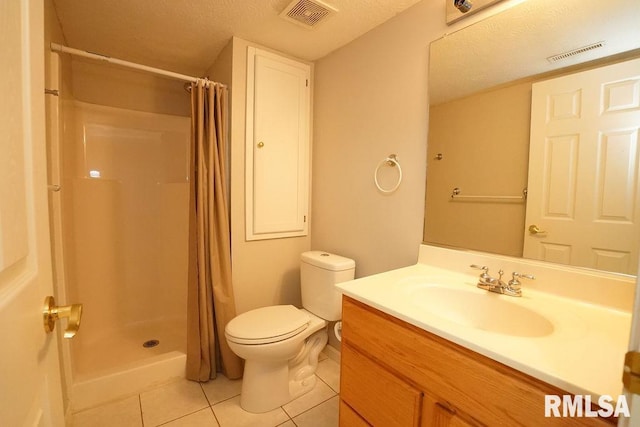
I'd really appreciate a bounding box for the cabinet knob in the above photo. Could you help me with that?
[257,141,265,148]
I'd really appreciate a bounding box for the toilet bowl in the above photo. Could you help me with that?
[226,306,328,413]
[225,251,355,413]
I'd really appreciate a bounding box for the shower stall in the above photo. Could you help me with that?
[47,51,191,410]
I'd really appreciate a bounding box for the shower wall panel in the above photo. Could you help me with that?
[62,101,190,377]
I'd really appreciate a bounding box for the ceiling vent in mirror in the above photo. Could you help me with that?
[547,41,606,63]
[280,0,338,29]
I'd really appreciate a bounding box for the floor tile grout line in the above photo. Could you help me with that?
[283,409,294,426]
[280,403,296,421]
[145,381,211,426]
[154,405,212,427]
[285,393,339,421]
[316,359,341,393]
[199,382,213,406]
[198,383,225,427]
[208,405,221,427]
[138,394,145,427]
[208,391,242,407]
[315,373,339,394]
[279,419,298,427]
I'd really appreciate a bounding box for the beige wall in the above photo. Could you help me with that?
[311,0,525,278]
[70,59,190,117]
[311,1,436,277]
[206,39,232,86]
[208,37,313,315]
[424,81,532,257]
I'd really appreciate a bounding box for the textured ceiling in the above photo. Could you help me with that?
[430,0,640,104]
[52,0,423,76]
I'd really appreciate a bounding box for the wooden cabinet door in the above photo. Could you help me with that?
[422,394,479,427]
[339,400,371,427]
[340,343,422,427]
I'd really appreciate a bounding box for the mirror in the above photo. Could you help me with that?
[424,0,640,274]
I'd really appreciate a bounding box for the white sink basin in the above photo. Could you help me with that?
[406,284,554,337]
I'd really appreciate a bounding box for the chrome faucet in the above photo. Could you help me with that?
[470,265,534,297]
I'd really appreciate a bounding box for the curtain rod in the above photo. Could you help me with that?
[50,43,226,88]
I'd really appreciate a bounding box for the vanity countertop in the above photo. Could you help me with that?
[336,245,634,401]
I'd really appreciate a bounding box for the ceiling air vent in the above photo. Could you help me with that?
[280,0,338,29]
[547,41,606,63]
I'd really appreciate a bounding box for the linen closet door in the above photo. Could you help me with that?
[245,47,311,241]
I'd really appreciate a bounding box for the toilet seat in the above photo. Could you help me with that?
[226,305,310,345]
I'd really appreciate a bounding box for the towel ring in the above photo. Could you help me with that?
[374,154,403,193]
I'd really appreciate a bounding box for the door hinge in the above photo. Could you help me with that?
[623,351,640,394]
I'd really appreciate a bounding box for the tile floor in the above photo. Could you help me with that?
[72,353,341,427]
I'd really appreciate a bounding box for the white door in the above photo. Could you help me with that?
[0,0,64,425]
[524,58,640,274]
[245,47,310,241]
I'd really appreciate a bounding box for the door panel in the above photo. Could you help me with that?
[0,0,29,271]
[543,134,578,218]
[596,129,638,221]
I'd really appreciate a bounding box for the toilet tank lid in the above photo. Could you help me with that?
[301,251,355,271]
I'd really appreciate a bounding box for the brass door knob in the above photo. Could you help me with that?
[257,141,265,148]
[528,225,547,235]
[43,296,83,339]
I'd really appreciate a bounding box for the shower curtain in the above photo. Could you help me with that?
[186,80,243,381]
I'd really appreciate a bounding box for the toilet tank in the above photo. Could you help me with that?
[300,251,355,321]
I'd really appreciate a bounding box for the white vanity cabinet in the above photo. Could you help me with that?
[245,47,311,241]
[339,296,616,427]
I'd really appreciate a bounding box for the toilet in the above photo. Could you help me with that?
[225,251,355,413]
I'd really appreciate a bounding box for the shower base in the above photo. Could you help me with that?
[71,319,186,411]
[72,351,186,411]
[73,318,185,376]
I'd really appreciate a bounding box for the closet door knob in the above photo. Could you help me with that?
[257,141,265,148]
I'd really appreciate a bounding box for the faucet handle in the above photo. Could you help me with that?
[470,264,490,279]
[508,272,535,289]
